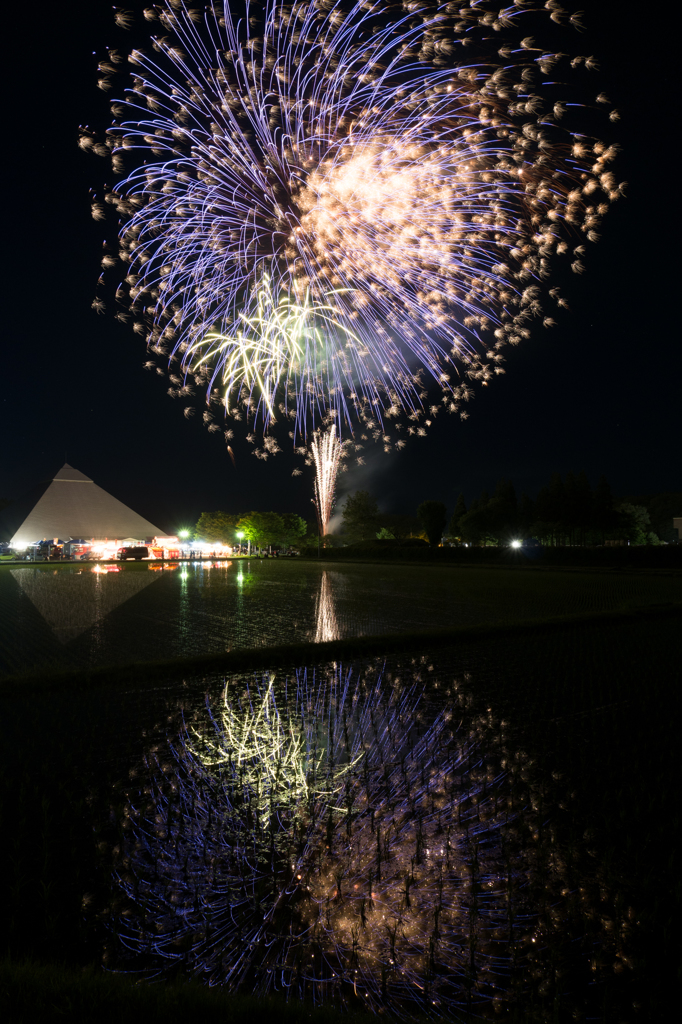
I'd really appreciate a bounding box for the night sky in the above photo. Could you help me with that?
[2,1,678,535]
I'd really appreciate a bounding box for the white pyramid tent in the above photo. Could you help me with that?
[1,464,168,546]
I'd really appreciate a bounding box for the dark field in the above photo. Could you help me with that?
[1,563,680,1022]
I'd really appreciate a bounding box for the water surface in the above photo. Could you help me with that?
[1,558,678,677]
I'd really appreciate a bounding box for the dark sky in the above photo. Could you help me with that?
[2,1,678,534]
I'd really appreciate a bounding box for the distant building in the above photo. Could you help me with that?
[674,517,682,542]
[0,464,168,549]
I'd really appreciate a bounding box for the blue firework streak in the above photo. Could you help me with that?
[86,1,621,447]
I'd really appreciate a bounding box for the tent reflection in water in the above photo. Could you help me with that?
[0,463,169,553]
[9,566,161,644]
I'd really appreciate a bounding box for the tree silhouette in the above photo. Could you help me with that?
[417,501,447,547]
[449,494,467,540]
[342,492,380,542]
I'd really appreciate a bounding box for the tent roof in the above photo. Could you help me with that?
[0,464,168,544]
[53,465,92,482]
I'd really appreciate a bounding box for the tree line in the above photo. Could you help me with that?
[193,477,679,552]
[192,501,444,550]
[193,511,308,551]
[340,492,447,546]
[339,477,680,547]
[451,475,680,546]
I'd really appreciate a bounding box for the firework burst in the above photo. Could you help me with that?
[86,1,622,459]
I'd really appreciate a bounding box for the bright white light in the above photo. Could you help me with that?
[511,540,522,548]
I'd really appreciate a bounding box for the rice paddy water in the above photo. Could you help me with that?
[0,559,678,678]
[0,560,679,1020]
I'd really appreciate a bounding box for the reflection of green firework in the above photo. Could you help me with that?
[111,665,584,1016]
[188,276,358,419]
[188,676,360,808]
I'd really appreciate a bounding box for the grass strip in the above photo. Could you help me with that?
[1,600,680,697]
[0,959,380,1024]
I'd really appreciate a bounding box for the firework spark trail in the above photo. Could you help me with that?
[110,664,546,1013]
[87,1,621,457]
[311,425,343,536]
[314,571,339,642]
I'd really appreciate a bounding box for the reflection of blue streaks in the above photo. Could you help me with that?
[112,666,543,1016]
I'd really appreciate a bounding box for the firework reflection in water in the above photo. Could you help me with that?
[313,571,339,644]
[110,663,566,1016]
